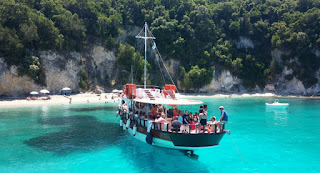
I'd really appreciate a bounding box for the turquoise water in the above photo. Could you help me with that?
[0,97,319,173]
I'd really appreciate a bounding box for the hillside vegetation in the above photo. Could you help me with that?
[1,0,320,90]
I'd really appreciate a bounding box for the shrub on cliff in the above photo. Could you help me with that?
[79,79,87,89]
[182,65,213,91]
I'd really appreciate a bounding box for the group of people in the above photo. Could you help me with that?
[170,105,228,133]
[119,101,229,133]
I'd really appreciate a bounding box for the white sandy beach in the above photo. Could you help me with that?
[177,92,277,98]
[1,92,319,109]
[0,93,120,108]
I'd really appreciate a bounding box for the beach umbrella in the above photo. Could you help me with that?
[40,89,50,94]
[112,89,119,93]
[62,87,71,91]
[30,91,39,95]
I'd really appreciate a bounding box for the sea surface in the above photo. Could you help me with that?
[0,97,319,173]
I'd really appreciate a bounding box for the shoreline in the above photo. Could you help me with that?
[177,92,320,99]
[0,93,119,109]
[0,92,319,109]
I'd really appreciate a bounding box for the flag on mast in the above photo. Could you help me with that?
[152,42,157,50]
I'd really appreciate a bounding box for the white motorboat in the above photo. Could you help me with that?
[265,99,289,107]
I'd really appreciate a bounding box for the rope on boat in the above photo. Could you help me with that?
[228,133,244,161]
[151,40,180,93]
[228,133,259,172]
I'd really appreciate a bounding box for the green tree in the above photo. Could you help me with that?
[183,65,213,91]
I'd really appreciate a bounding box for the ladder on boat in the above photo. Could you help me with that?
[144,90,155,100]
[164,90,177,100]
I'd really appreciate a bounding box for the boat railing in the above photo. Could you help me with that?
[149,122,225,134]
[121,113,225,134]
[136,118,149,128]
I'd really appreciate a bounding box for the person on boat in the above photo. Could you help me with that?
[172,109,179,121]
[199,110,207,125]
[139,112,144,119]
[188,112,193,122]
[151,104,158,119]
[178,111,183,123]
[189,118,196,131]
[155,114,168,131]
[129,108,134,119]
[157,104,164,112]
[131,111,138,125]
[182,110,189,124]
[219,106,228,124]
[193,112,199,123]
[156,114,167,123]
[208,116,219,133]
[209,116,218,124]
[142,112,147,120]
[167,109,173,118]
[182,110,190,132]
[203,105,208,115]
[199,105,203,113]
[199,110,207,132]
[218,106,228,132]
[171,117,182,132]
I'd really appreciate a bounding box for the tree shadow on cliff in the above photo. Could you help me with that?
[24,115,125,155]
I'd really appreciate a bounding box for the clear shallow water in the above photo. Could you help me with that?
[0,98,319,173]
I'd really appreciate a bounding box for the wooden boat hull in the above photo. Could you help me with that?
[126,124,225,150]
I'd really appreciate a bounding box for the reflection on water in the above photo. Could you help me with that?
[24,113,210,172]
[118,133,210,173]
[25,115,125,155]
[265,107,288,126]
[1,99,319,173]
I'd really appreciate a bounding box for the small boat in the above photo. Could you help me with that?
[265,99,289,107]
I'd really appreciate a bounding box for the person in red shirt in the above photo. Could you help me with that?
[190,119,195,131]
[172,109,180,121]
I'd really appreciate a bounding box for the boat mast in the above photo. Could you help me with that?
[144,23,147,89]
[135,22,155,89]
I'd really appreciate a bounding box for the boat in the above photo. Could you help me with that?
[116,23,228,155]
[265,99,289,107]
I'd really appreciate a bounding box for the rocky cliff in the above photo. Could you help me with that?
[1,36,320,96]
[197,37,320,96]
[0,45,116,96]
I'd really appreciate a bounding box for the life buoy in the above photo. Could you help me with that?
[126,119,131,129]
[147,121,153,133]
[146,132,153,145]
[133,125,137,136]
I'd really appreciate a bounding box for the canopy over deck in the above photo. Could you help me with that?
[133,98,203,106]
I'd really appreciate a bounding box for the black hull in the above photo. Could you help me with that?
[169,133,225,147]
[135,125,225,148]
[122,117,226,148]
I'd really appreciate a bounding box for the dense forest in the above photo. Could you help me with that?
[1,0,320,91]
